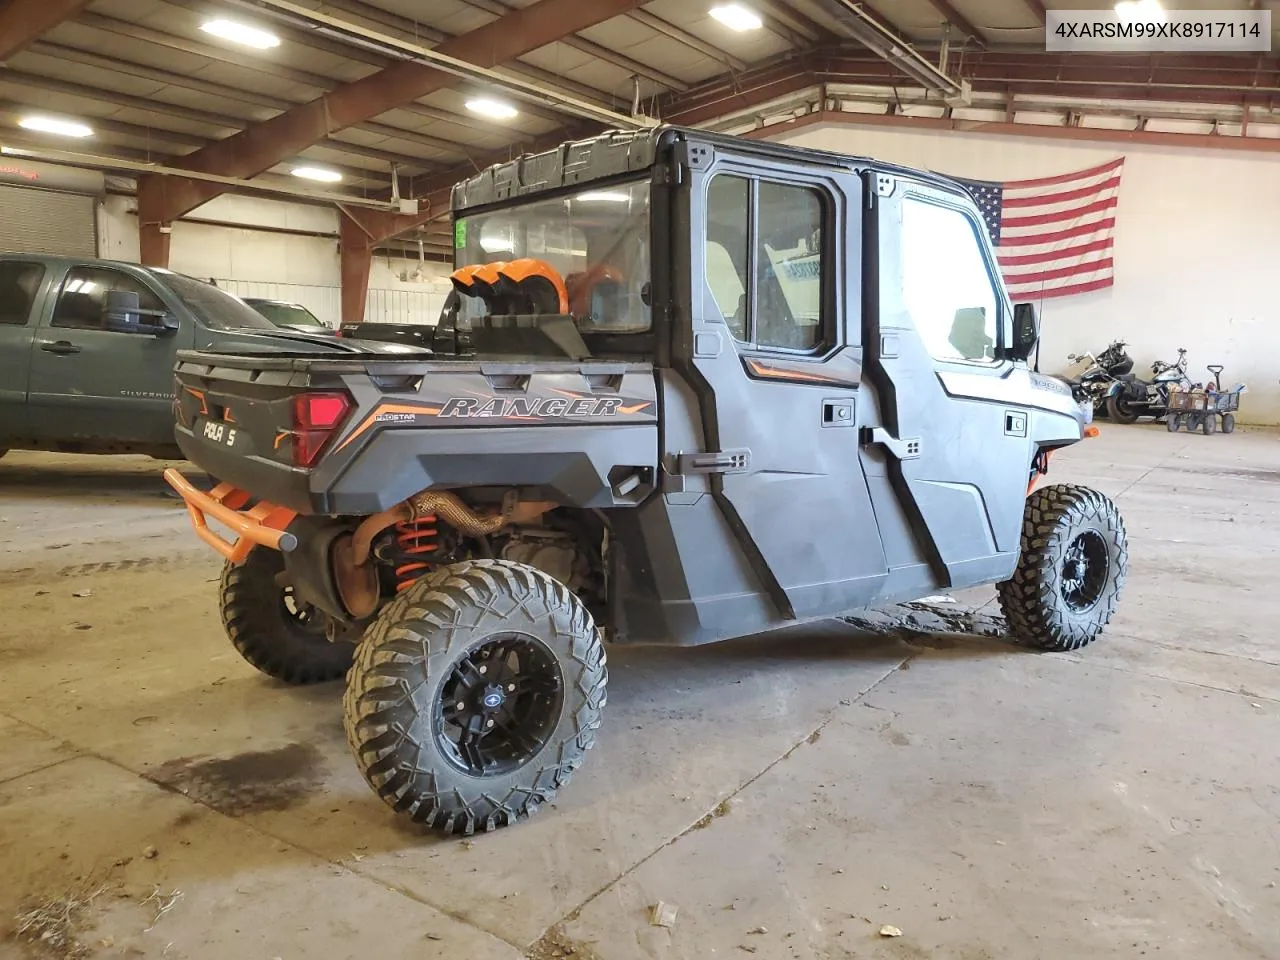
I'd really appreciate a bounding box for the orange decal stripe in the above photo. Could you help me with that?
[332,402,442,453]
[747,359,848,386]
[185,387,209,416]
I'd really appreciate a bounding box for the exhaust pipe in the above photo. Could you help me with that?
[332,491,561,617]
[349,491,556,567]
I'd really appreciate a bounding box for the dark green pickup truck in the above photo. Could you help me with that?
[0,255,358,459]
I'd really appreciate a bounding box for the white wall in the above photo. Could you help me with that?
[97,194,452,327]
[776,123,1280,424]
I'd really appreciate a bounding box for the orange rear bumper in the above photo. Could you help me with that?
[162,468,298,564]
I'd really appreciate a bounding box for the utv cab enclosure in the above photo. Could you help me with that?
[166,126,1127,835]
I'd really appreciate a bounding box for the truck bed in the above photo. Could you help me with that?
[172,347,660,516]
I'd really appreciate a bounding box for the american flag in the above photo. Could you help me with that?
[949,158,1124,300]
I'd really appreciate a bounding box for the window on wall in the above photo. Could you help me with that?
[705,174,827,353]
[0,261,44,326]
[900,197,1001,364]
[51,267,165,330]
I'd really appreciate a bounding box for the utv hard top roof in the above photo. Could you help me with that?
[450,124,969,215]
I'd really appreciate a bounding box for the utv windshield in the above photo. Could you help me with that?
[453,179,651,334]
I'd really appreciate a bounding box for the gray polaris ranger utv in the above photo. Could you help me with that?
[164,126,1127,835]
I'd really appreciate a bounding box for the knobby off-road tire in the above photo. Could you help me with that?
[1105,394,1140,424]
[343,560,607,835]
[220,548,354,684]
[998,483,1128,652]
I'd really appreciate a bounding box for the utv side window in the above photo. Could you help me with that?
[705,174,827,353]
[705,176,749,340]
[900,197,1001,364]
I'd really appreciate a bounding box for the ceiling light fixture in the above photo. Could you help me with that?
[1114,0,1165,25]
[709,4,763,31]
[200,18,281,49]
[465,98,519,120]
[291,166,343,183]
[18,115,93,138]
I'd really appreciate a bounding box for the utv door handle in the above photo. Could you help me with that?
[860,426,921,460]
[39,340,81,355]
[674,449,751,475]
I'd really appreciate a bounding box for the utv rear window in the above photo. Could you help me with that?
[454,179,652,334]
[705,174,827,353]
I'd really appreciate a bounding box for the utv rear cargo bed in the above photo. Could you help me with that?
[172,349,660,516]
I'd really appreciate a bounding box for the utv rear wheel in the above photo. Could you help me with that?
[1105,394,1139,424]
[343,560,606,835]
[998,484,1128,652]
[220,548,354,684]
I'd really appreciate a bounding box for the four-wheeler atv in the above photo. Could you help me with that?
[165,126,1128,835]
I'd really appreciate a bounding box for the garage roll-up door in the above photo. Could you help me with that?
[0,184,98,258]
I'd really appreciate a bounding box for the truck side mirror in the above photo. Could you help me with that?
[103,289,177,336]
[1008,302,1039,362]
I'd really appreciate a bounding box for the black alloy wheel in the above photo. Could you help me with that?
[435,633,564,777]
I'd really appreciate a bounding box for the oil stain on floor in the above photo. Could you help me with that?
[144,742,326,816]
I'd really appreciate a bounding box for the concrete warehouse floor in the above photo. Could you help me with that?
[0,425,1277,960]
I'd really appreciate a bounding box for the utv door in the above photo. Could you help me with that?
[858,170,1034,593]
[681,151,888,621]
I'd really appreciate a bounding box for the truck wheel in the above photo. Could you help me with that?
[1202,415,1216,436]
[1105,394,1139,424]
[997,484,1128,652]
[220,549,354,684]
[343,560,606,835]
[1165,414,1179,432]
[1222,413,1236,434]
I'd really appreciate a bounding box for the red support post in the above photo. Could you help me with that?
[338,205,439,326]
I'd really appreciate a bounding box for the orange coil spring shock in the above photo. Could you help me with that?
[393,514,439,591]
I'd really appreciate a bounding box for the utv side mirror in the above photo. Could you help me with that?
[103,289,177,336]
[1008,302,1039,362]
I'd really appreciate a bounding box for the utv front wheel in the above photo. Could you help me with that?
[998,484,1128,652]
[343,560,606,834]
[220,548,354,684]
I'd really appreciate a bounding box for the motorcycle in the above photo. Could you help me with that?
[1065,340,1134,412]
[1104,347,1192,423]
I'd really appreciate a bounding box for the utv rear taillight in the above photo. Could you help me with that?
[290,392,352,467]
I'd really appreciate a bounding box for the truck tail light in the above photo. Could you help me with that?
[290,392,352,467]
